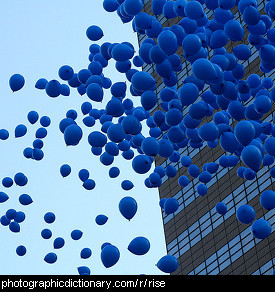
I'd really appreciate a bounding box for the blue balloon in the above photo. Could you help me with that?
[101,244,120,268]
[41,228,52,239]
[197,184,208,196]
[251,219,272,239]
[157,255,179,273]
[44,212,55,224]
[16,245,26,256]
[95,214,108,225]
[164,197,179,214]
[78,169,89,182]
[9,74,25,92]
[264,137,275,156]
[44,252,57,264]
[35,78,48,89]
[233,44,251,61]
[236,204,255,224]
[45,80,62,98]
[260,190,275,211]
[9,221,20,233]
[53,237,65,249]
[254,95,272,114]
[121,180,134,191]
[109,166,120,178]
[198,123,219,142]
[0,192,9,203]
[132,154,152,174]
[131,71,156,92]
[71,229,83,240]
[86,83,104,102]
[86,25,104,41]
[80,248,92,259]
[158,30,178,56]
[64,124,83,146]
[14,211,25,223]
[19,194,33,206]
[220,132,239,154]
[59,118,76,134]
[27,111,39,124]
[241,145,262,172]
[216,202,227,215]
[119,196,137,220]
[178,83,199,106]
[178,175,189,187]
[2,177,13,188]
[188,164,200,178]
[60,164,71,177]
[128,236,150,255]
[14,172,27,186]
[35,127,47,139]
[83,179,96,190]
[15,124,27,138]
[224,19,244,41]
[78,266,91,275]
[6,208,17,219]
[58,65,74,81]
[234,120,255,146]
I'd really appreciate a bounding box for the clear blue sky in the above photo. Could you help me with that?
[0,0,167,275]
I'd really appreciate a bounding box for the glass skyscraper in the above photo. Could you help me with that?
[138,0,275,275]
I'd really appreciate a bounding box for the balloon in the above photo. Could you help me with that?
[157,30,178,56]
[14,172,27,186]
[35,78,48,89]
[86,25,104,41]
[241,145,262,172]
[107,123,125,143]
[0,192,9,203]
[119,196,137,220]
[220,132,239,154]
[164,197,179,214]
[9,74,25,92]
[178,83,199,106]
[227,101,245,121]
[157,255,179,273]
[9,221,20,233]
[134,12,152,30]
[260,190,275,211]
[44,212,55,224]
[111,44,134,62]
[53,237,65,249]
[2,177,13,188]
[151,0,167,15]
[6,209,17,219]
[254,95,272,114]
[78,169,89,182]
[264,137,275,156]
[86,83,104,102]
[80,248,92,259]
[197,184,208,196]
[140,137,160,157]
[236,204,255,224]
[128,236,150,255]
[182,34,202,57]
[216,202,227,215]
[109,166,120,178]
[44,252,57,264]
[59,118,76,134]
[83,179,96,190]
[71,229,83,240]
[27,111,39,124]
[132,154,152,174]
[121,180,134,191]
[58,65,74,81]
[19,194,33,206]
[64,124,83,146]
[234,121,255,146]
[15,124,27,138]
[14,211,25,223]
[224,19,244,41]
[35,127,47,139]
[101,245,120,268]
[41,228,52,239]
[45,80,62,98]
[95,214,108,225]
[192,58,219,82]
[131,71,156,92]
[16,245,26,256]
[188,164,200,178]
[198,123,219,142]
[251,219,272,240]
[78,266,91,275]
[181,156,192,167]
[60,164,71,178]
[233,44,251,60]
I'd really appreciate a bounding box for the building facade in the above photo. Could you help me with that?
[138,0,275,275]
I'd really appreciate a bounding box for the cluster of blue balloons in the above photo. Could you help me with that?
[5,0,275,275]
